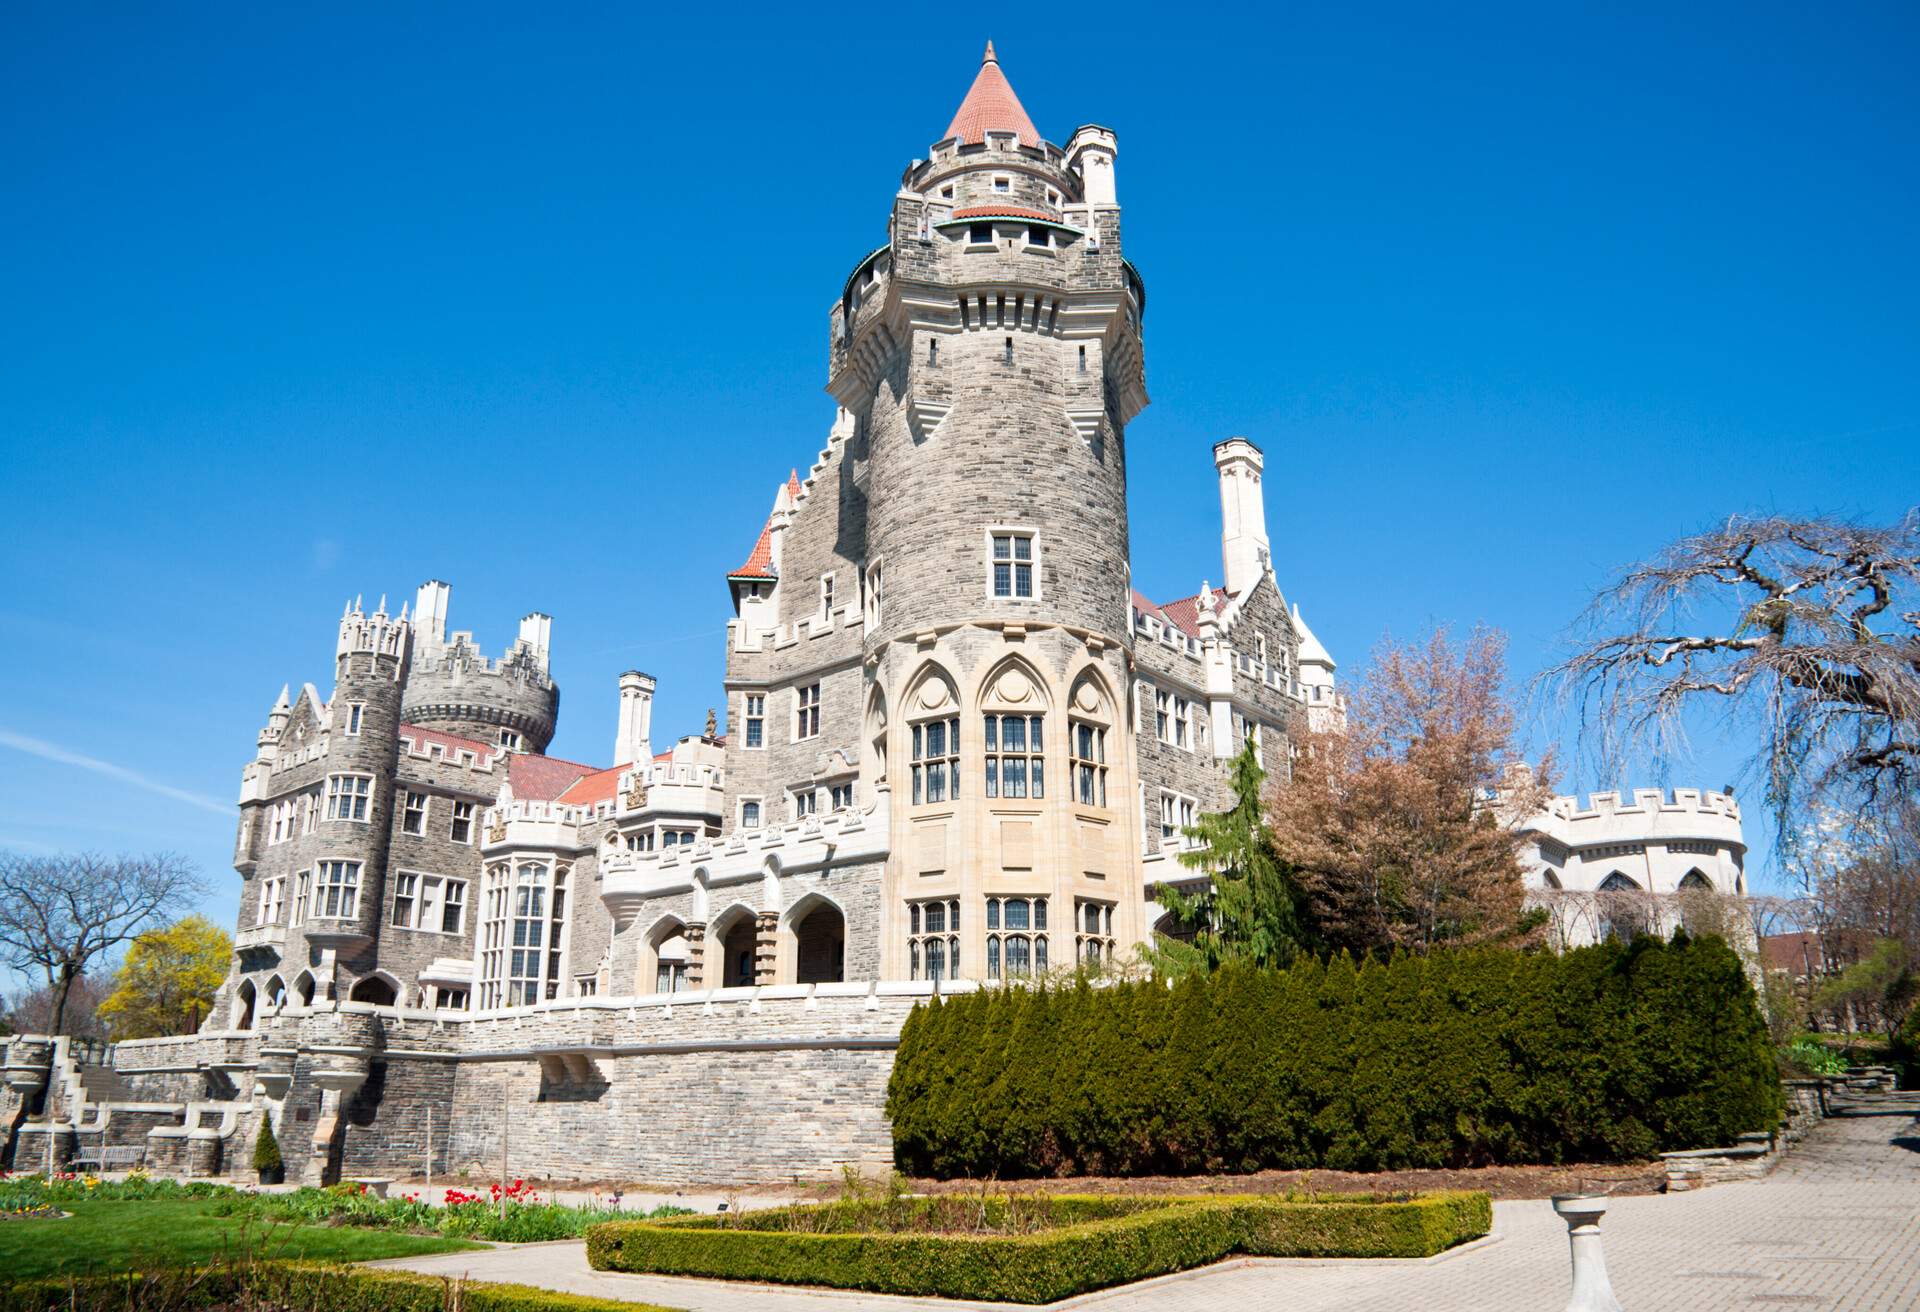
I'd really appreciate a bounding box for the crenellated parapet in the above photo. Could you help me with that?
[401,581,559,753]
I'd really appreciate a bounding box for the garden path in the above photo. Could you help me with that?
[367,1089,1920,1310]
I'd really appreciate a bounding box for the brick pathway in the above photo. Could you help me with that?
[369,1090,1920,1310]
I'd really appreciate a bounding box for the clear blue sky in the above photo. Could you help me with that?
[3,4,1916,950]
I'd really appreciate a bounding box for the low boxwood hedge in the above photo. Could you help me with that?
[586,1191,1490,1303]
[0,1262,680,1312]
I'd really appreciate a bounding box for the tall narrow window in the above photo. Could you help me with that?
[392,872,418,928]
[820,574,835,620]
[744,693,766,748]
[1174,697,1192,749]
[257,876,284,927]
[292,870,310,925]
[344,703,363,736]
[402,791,427,835]
[1003,335,1013,362]
[830,783,855,810]
[1160,790,1197,849]
[740,799,761,829]
[1154,688,1172,742]
[912,715,960,806]
[1076,899,1116,965]
[449,801,474,844]
[1072,720,1109,807]
[984,713,1044,799]
[865,564,883,627]
[484,862,568,1008]
[794,789,817,820]
[990,532,1035,598]
[928,338,938,365]
[439,878,467,934]
[794,684,821,740]
[1078,344,1087,373]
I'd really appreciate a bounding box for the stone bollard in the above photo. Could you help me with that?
[1552,1195,1625,1312]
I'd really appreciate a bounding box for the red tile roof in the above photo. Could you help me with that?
[397,723,499,764]
[943,42,1041,148]
[555,763,625,809]
[731,471,800,580]
[951,206,1054,223]
[509,753,599,802]
[1760,932,1824,977]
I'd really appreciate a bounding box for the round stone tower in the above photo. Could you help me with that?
[399,580,560,753]
[310,597,410,953]
[833,45,1151,982]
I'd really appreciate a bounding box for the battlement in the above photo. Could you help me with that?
[401,581,559,752]
[335,596,410,663]
[1544,786,1742,824]
[1525,785,1746,855]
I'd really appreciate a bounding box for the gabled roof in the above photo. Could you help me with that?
[508,753,599,802]
[555,763,625,809]
[943,41,1041,148]
[731,471,801,581]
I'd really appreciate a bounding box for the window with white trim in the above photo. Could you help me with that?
[739,798,762,829]
[498,728,522,750]
[300,792,317,835]
[864,563,883,628]
[1076,898,1116,965]
[819,573,835,621]
[911,714,960,806]
[325,773,372,822]
[344,702,364,736]
[257,876,284,927]
[1174,696,1192,749]
[990,531,1035,598]
[478,861,569,1009]
[1154,688,1172,742]
[744,694,766,749]
[575,975,598,997]
[401,791,427,835]
[392,872,418,927]
[391,873,466,934]
[908,897,960,983]
[984,713,1044,799]
[449,801,474,844]
[794,683,821,740]
[986,896,1048,979]
[830,783,854,811]
[314,860,361,919]
[992,174,1011,192]
[793,789,817,821]
[433,987,468,1010]
[1159,790,1198,849]
[292,870,310,925]
[1026,224,1050,249]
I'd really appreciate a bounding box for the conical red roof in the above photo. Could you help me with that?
[943,41,1041,147]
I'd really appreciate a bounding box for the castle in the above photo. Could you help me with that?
[0,47,1348,1185]
[221,43,1339,1025]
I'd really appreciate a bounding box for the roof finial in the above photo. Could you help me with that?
[983,39,997,64]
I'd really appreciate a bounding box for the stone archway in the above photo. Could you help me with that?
[710,907,760,989]
[793,902,846,984]
[348,974,398,1006]
[232,978,257,1030]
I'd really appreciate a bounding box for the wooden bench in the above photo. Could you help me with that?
[71,1145,145,1172]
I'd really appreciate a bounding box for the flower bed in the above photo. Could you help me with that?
[587,1190,1491,1303]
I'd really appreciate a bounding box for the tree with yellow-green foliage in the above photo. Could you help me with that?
[98,915,231,1039]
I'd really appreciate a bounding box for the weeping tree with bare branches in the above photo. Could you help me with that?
[1546,512,1920,860]
[0,852,207,1037]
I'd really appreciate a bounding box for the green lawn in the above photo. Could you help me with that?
[0,1198,481,1281]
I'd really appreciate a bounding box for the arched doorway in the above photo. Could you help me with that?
[793,903,846,984]
[349,974,397,1006]
[712,909,759,989]
[294,971,316,1006]
[643,917,690,994]
[232,978,256,1031]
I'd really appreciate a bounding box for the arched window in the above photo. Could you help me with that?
[1597,872,1649,942]
[644,917,691,995]
[293,971,316,1006]
[985,896,1049,979]
[1068,676,1113,809]
[232,979,256,1031]
[264,975,286,1009]
[905,670,960,808]
[1678,869,1712,891]
[908,897,959,983]
[981,662,1047,800]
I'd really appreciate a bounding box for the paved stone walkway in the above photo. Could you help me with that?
[369,1090,1920,1310]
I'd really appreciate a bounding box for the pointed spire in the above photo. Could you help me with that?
[943,41,1041,147]
[273,684,292,711]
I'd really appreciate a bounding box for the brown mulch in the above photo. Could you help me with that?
[906,1160,1664,1202]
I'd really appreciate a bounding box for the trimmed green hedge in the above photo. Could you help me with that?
[587,1191,1490,1303]
[890,935,1782,1177]
[0,1262,679,1312]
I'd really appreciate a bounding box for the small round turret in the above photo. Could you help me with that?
[399,582,559,752]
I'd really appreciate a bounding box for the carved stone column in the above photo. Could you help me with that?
[755,911,780,985]
[683,921,707,989]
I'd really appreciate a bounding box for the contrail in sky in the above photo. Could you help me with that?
[0,729,231,815]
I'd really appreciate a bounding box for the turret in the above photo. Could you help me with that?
[399,581,560,753]
[613,671,657,767]
[1215,437,1270,598]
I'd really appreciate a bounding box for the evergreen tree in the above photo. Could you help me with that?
[1149,737,1312,977]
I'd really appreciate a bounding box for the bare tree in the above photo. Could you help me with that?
[1545,513,1920,856]
[4,974,111,1041]
[1272,627,1554,953]
[0,852,207,1037]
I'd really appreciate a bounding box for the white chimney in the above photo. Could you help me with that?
[414,580,450,652]
[1215,437,1270,597]
[614,671,656,767]
[517,613,552,670]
